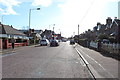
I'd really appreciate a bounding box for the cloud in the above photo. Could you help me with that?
[0,8,4,12]
[17,0,33,2]
[0,0,21,15]
[32,0,52,7]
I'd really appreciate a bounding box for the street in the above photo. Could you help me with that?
[2,42,92,78]
[2,41,119,79]
[0,0,119,79]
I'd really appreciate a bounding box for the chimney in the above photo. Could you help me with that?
[11,25,13,28]
[114,17,118,21]
[32,29,34,32]
[115,17,117,19]
[97,22,101,26]
[106,17,112,25]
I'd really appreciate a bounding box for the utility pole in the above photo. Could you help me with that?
[78,24,79,43]
[118,23,120,44]
[73,32,75,37]
[49,25,51,30]
[52,24,55,40]
[78,24,79,35]
[53,27,54,32]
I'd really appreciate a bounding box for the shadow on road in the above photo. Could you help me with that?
[34,45,41,47]
[99,51,120,61]
[79,44,120,61]
[89,47,120,61]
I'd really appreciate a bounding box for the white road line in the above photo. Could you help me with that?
[75,48,89,65]
[75,48,103,78]
[1,48,26,57]
[2,52,18,57]
[78,47,106,71]
[2,46,46,58]
[80,59,86,66]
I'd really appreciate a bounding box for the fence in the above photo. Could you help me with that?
[90,41,120,54]
[7,43,28,48]
[101,43,120,54]
[90,41,98,49]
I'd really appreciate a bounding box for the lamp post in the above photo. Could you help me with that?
[0,15,4,24]
[78,24,79,43]
[28,8,40,45]
[1,15,3,23]
[28,8,40,30]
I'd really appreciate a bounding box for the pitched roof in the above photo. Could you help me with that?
[114,19,120,26]
[0,24,25,36]
[109,19,120,28]
[0,24,6,34]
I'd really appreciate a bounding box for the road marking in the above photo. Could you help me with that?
[2,52,18,57]
[75,48,103,78]
[76,61,79,63]
[1,46,48,58]
[1,47,27,57]
[75,48,89,65]
[76,46,115,78]
[78,47,106,69]
[80,59,86,66]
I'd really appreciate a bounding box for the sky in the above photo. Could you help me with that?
[0,0,119,37]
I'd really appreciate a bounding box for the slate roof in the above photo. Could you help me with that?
[114,19,120,26]
[0,24,25,36]
[0,24,6,34]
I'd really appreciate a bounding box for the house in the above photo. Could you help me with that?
[78,17,120,42]
[41,29,53,40]
[54,34,61,40]
[109,18,120,43]
[0,22,29,49]
[19,29,43,44]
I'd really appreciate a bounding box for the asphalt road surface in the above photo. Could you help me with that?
[2,42,93,78]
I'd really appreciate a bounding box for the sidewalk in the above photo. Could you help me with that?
[75,44,119,78]
[0,44,38,55]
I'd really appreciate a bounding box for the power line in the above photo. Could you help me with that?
[79,0,95,25]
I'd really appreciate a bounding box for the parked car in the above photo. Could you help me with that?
[70,39,75,45]
[102,39,110,44]
[50,40,59,47]
[39,39,49,46]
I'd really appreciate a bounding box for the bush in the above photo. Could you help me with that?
[109,37,117,43]
[98,34,108,40]
[78,39,87,47]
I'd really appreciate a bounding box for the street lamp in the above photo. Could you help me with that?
[0,15,4,24]
[1,15,3,23]
[29,8,40,30]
